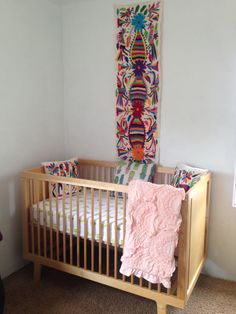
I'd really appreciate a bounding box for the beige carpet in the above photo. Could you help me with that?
[3,264,236,314]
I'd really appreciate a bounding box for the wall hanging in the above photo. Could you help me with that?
[116,1,161,163]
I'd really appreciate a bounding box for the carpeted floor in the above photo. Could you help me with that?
[3,264,236,314]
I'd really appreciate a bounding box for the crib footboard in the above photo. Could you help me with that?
[21,161,211,314]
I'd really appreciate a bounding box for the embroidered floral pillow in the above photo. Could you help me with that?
[172,164,208,192]
[42,158,79,197]
[113,160,156,186]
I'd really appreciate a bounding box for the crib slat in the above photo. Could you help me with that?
[148,282,152,290]
[69,186,73,265]
[84,166,87,180]
[49,183,53,260]
[92,165,95,180]
[80,166,84,179]
[42,181,47,258]
[131,274,134,285]
[76,187,80,267]
[84,187,87,270]
[99,167,102,181]
[99,189,102,274]
[36,181,40,255]
[122,193,126,281]
[158,283,161,292]
[106,191,110,276]
[114,192,118,279]
[139,277,143,287]
[153,172,158,184]
[62,184,66,263]
[56,183,59,261]
[30,180,35,255]
[91,188,95,272]
[110,167,113,183]
[104,167,107,182]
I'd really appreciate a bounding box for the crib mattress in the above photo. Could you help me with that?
[32,190,125,246]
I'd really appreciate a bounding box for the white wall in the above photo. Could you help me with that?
[0,0,64,278]
[62,0,236,281]
[63,0,117,160]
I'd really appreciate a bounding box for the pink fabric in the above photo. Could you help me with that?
[120,180,185,288]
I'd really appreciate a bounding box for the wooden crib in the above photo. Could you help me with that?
[21,159,211,314]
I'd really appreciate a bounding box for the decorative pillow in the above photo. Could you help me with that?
[113,160,156,186]
[171,164,208,192]
[42,157,79,197]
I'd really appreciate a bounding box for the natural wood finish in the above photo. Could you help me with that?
[69,187,73,265]
[26,254,184,309]
[131,274,134,285]
[106,191,110,276]
[29,180,35,255]
[42,181,47,258]
[91,188,95,272]
[49,185,53,260]
[62,184,66,263]
[187,257,205,301]
[177,198,191,300]
[21,159,211,314]
[114,192,118,279]
[98,189,102,274]
[55,183,59,261]
[139,277,143,287]
[36,183,40,256]
[169,277,178,296]
[76,188,80,267]
[84,187,87,270]
[122,193,126,281]
[188,190,206,288]
[157,303,167,314]
[204,177,211,258]
[33,262,42,283]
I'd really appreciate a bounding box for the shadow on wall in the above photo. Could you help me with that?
[0,175,25,278]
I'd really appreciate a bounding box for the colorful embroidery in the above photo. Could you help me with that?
[172,164,208,192]
[172,169,199,192]
[116,1,161,162]
[43,159,79,197]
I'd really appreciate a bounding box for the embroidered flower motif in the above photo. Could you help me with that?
[133,60,146,77]
[132,103,144,117]
[132,13,146,32]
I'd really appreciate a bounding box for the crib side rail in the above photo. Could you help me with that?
[21,171,128,193]
[177,172,211,302]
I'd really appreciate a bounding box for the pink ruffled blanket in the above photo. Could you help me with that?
[120,180,185,288]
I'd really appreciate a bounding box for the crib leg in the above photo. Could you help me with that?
[33,262,42,283]
[156,302,167,314]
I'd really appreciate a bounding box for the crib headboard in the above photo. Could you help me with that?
[24,160,175,203]
[77,159,175,185]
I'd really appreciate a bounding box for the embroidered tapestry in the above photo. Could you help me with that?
[116,1,161,162]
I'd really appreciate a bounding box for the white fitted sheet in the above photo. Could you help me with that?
[32,190,125,246]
